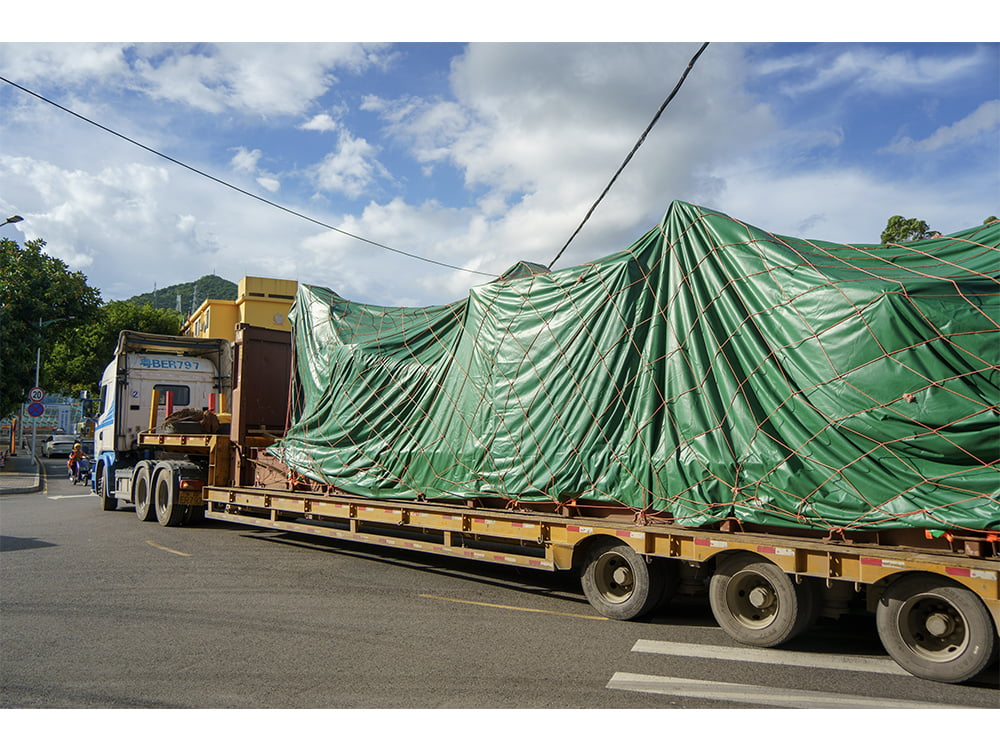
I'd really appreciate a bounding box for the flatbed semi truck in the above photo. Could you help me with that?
[93,203,999,685]
[97,323,1000,685]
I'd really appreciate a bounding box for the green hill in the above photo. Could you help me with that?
[129,274,237,315]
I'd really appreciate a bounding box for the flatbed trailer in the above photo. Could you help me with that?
[195,474,999,685]
[116,325,999,685]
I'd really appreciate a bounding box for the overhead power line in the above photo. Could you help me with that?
[0,75,494,277]
[548,42,710,269]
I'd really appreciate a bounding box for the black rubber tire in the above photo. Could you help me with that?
[183,504,205,525]
[709,552,819,647]
[154,468,185,527]
[876,573,998,684]
[652,557,682,612]
[580,539,667,620]
[98,465,117,511]
[133,462,156,522]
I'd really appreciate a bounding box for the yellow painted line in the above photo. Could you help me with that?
[146,540,191,557]
[420,594,607,621]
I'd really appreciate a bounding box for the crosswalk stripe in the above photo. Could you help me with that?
[607,672,960,709]
[632,639,910,676]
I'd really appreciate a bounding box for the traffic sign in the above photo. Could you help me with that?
[29,387,45,402]
[27,402,45,418]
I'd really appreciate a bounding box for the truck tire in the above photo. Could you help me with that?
[98,464,117,512]
[580,539,667,620]
[154,467,185,527]
[132,462,156,522]
[709,552,819,647]
[876,573,998,683]
[183,504,206,525]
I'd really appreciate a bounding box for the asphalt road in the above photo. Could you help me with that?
[2,458,997,712]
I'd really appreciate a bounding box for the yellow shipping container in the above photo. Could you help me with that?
[182,276,297,341]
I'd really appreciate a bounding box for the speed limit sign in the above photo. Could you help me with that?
[28,387,45,402]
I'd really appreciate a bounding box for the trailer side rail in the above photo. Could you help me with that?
[204,485,1000,626]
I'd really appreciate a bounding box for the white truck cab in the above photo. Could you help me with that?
[93,331,231,506]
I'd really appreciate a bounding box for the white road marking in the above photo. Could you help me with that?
[606,672,963,709]
[632,639,910,676]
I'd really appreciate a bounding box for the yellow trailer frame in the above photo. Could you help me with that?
[202,484,1000,630]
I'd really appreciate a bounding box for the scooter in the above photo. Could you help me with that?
[70,457,91,485]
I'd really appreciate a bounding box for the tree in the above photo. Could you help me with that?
[45,300,184,397]
[0,238,102,419]
[880,216,937,245]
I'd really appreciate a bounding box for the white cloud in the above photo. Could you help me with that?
[132,44,391,116]
[2,41,996,313]
[1,42,391,117]
[0,43,129,85]
[758,45,993,97]
[710,158,998,242]
[299,114,341,132]
[312,131,388,199]
[230,147,262,173]
[365,43,778,269]
[884,100,1000,154]
[256,176,281,193]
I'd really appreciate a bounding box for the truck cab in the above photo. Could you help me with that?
[93,331,231,507]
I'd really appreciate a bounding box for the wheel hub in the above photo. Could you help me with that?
[923,612,955,639]
[900,595,968,662]
[747,585,774,610]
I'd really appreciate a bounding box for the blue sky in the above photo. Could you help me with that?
[1,20,997,309]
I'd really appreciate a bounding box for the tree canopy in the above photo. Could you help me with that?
[45,300,183,398]
[880,214,997,244]
[1,238,102,419]
[880,216,936,244]
[1,238,184,419]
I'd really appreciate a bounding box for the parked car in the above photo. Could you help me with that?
[43,436,92,458]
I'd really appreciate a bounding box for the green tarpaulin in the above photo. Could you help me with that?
[271,201,1000,532]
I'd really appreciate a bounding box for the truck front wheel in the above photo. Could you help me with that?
[876,573,998,683]
[580,539,668,620]
[709,552,819,647]
[98,464,116,512]
[154,468,185,527]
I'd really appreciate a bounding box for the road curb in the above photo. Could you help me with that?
[0,454,42,495]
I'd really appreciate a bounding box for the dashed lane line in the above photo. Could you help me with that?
[146,540,191,557]
[420,593,608,620]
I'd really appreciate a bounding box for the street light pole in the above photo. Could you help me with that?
[1,214,24,228]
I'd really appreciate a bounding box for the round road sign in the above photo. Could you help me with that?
[29,387,45,402]
[27,402,45,418]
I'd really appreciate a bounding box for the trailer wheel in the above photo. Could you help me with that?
[132,462,156,522]
[709,552,818,647]
[154,468,185,527]
[98,464,116,512]
[580,539,667,620]
[876,573,998,683]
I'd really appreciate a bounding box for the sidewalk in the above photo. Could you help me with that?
[0,450,42,495]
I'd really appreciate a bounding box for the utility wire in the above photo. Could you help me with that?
[0,75,494,277]
[548,42,710,269]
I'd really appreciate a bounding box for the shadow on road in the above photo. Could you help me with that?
[0,535,58,552]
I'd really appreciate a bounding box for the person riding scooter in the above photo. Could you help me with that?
[67,442,89,483]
